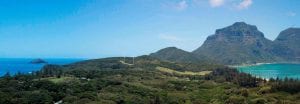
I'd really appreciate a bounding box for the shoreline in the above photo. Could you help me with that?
[231,62,300,80]
[228,62,300,68]
[228,62,274,68]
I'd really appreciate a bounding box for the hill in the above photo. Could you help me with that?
[149,47,197,63]
[61,55,223,72]
[149,47,213,63]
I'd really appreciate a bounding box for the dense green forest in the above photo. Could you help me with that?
[1,56,300,104]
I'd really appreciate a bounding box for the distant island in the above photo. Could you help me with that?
[29,58,47,64]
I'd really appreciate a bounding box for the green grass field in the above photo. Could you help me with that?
[156,66,212,76]
[42,77,77,83]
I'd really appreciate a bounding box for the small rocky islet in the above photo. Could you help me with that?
[29,58,47,64]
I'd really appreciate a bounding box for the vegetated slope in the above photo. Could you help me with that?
[193,22,280,65]
[61,55,223,72]
[149,47,199,63]
[62,57,132,71]
[149,47,214,64]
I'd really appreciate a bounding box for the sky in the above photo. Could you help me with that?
[0,0,299,58]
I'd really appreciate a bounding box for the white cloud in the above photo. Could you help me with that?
[237,0,252,10]
[287,12,296,17]
[209,0,225,7]
[162,0,188,11]
[176,0,188,11]
[159,34,183,42]
[191,0,254,10]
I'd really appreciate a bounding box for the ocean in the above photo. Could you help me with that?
[238,63,300,79]
[0,58,83,76]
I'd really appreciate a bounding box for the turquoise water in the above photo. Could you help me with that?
[0,58,83,76]
[238,63,300,79]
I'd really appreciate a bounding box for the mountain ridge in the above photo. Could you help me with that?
[271,28,300,61]
[150,22,300,65]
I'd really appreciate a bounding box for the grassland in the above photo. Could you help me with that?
[156,66,212,76]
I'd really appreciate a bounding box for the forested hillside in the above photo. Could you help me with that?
[0,56,299,104]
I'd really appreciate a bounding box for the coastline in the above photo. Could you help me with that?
[228,62,300,68]
[231,62,300,80]
[228,62,274,68]
[0,58,83,76]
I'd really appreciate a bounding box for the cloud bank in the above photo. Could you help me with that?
[237,0,253,10]
[163,0,254,11]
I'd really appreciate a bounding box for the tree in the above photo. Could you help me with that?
[0,91,12,104]
[27,91,53,104]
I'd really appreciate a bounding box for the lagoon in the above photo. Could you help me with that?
[238,63,300,79]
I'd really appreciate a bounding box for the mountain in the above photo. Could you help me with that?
[271,28,300,61]
[149,22,299,65]
[193,22,279,65]
[149,47,215,64]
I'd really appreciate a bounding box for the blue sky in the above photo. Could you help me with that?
[0,0,299,58]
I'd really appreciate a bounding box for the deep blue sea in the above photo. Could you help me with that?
[0,58,83,76]
[238,63,300,79]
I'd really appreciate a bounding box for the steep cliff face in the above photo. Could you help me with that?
[272,28,300,61]
[193,22,278,65]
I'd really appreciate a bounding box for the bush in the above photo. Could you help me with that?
[63,95,78,103]
[225,95,246,104]
[0,91,12,104]
[250,98,267,104]
[27,91,53,104]
[240,88,249,97]
[258,87,271,94]
[79,92,97,101]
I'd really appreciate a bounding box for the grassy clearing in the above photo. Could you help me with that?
[156,66,212,76]
[42,77,76,83]
[120,60,133,66]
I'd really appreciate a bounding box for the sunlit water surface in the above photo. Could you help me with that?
[238,63,300,79]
